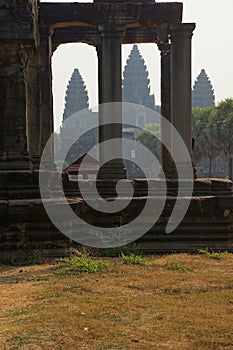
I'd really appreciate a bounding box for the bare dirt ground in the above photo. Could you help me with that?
[0,253,233,350]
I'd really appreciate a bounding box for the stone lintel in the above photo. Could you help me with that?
[39,2,182,27]
[52,27,100,48]
[122,26,158,44]
[52,25,158,48]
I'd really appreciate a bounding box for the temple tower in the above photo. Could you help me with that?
[192,69,215,109]
[60,69,96,165]
[63,68,89,121]
[122,45,156,110]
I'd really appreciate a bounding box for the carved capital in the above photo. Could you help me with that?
[169,23,196,40]
[157,26,168,43]
[158,42,171,56]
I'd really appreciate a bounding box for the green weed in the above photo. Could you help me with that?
[198,248,227,260]
[168,260,191,272]
[54,256,109,276]
[121,253,146,265]
[103,243,142,258]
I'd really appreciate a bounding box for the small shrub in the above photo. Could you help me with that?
[103,243,142,258]
[103,245,130,258]
[121,253,146,265]
[54,256,109,276]
[198,248,227,260]
[168,260,191,272]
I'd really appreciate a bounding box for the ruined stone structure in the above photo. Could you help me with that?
[192,69,215,109]
[0,0,233,255]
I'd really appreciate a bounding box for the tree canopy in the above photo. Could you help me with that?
[192,98,233,178]
[136,122,160,161]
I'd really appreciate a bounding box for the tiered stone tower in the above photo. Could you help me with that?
[122,45,155,110]
[59,69,97,165]
[63,68,89,120]
[192,69,215,109]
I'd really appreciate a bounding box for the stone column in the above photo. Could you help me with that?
[0,44,31,171]
[158,42,172,174]
[169,23,195,155]
[38,25,55,170]
[96,44,103,105]
[25,47,41,169]
[97,23,126,180]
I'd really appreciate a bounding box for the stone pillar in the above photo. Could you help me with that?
[169,23,195,155]
[0,43,31,171]
[96,44,103,105]
[25,48,41,169]
[97,23,126,180]
[158,42,172,174]
[38,25,55,170]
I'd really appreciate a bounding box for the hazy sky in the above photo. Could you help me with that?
[41,0,233,130]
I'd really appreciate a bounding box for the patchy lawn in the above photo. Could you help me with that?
[0,253,233,350]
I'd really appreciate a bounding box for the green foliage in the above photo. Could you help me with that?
[1,248,44,266]
[55,160,69,171]
[214,99,233,156]
[103,243,142,258]
[54,256,109,276]
[121,253,146,265]
[211,99,233,178]
[192,99,233,178]
[103,245,131,258]
[198,248,227,260]
[192,107,220,176]
[168,260,191,272]
[136,122,161,160]
[146,122,160,135]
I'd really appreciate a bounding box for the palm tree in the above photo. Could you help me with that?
[192,107,220,177]
[211,99,233,179]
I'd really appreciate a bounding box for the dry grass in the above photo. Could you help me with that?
[0,253,233,350]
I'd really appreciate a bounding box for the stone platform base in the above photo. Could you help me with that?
[0,178,233,257]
